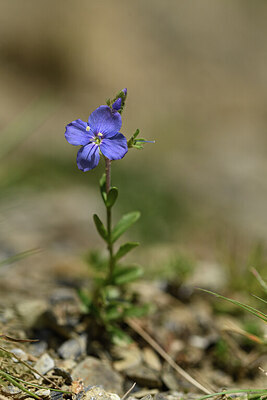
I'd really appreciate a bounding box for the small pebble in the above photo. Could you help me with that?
[34,353,55,377]
[143,347,162,372]
[35,388,51,398]
[58,334,87,360]
[10,347,28,362]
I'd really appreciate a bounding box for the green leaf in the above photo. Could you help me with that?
[84,250,107,271]
[199,289,267,323]
[105,305,123,321]
[0,248,40,267]
[111,211,140,243]
[115,242,139,260]
[106,187,118,208]
[127,129,140,148]
[93,214,108,242]
[108,325,133,345]
[133,128,140,139]
[102,286,120,300]
[123,304,150,318]
[99,173,107,204]
[112,265,143,285]
[76,288,92,313]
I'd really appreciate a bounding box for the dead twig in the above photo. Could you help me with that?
[0,334,38,343]
[127,318,211,395]
[121,382,136,400]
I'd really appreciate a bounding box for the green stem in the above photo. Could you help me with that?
[105,158,115,281]
[197,389,267,400]
[15,377,72,394]
[0,370,41,400]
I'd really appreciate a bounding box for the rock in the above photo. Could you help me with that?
[58,334,87,360]
[155,392,200,400]
[10,347,28,361]
[143,347,162,372]
[30,340,48,357]
[2,385,21,395]
[136,395,153,400]
[79,386,121,400]
[189,335,207,349]
[129,390,159,399]
[161,370,180,391]
[72,356,123,395]
[113,343,142,371]
[53,367,73,385]
[0,307,15,323]
[50,288,77,304]
[125,365,162,388]
[57,358,77,372]
[188,261,227,291]
[35,388,51,398]
[34,353,55,377]
[15,299,47,328]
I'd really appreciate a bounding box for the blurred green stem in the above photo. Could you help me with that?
[0,370,40,399]
[105,157,115,281]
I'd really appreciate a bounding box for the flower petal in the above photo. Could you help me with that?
[112,98,122,111]
[76,143,100,171]
[88,105,122,137]
[100,133,128,160]
[65,119,93,146]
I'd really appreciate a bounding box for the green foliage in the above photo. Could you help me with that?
[112,265,143,285]
[220,240,267,295]
[80,177,146,342]
[201,289,267,324]
[197,389,267,400]
[214,338,229,364]
[75,90,152,342]
[99,173,107,203]
[84,249,108,272]
[0,248,40,268]
[200,289,267,323]
[93,214,108,242]
[79,170,148,342]
[115,242,140,261]
[111,211,141,243]
[154,252,195,282]
[106,187,118,208]
[0,337,72,399]
[127,129,140,148]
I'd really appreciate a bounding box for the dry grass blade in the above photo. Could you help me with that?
[251,267,267,293]
[121,382,136,400]
[0,334,38,343]
[0,345,60,389]
[0,248,41,268]
[127,318,212,395]
[199,288,267,323]
[222,320,265,345]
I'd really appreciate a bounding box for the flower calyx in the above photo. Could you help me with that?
[127,129,155,150]
[106,88,128,114]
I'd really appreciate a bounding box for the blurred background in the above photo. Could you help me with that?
[1,0,267,290]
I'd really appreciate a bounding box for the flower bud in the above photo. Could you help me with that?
[112,97,122,111]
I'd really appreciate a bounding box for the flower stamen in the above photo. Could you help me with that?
[94,136,102,145]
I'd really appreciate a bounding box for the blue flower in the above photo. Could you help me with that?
[111,88,127,112]
[65,105,128,171]
[112,97,122,111]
